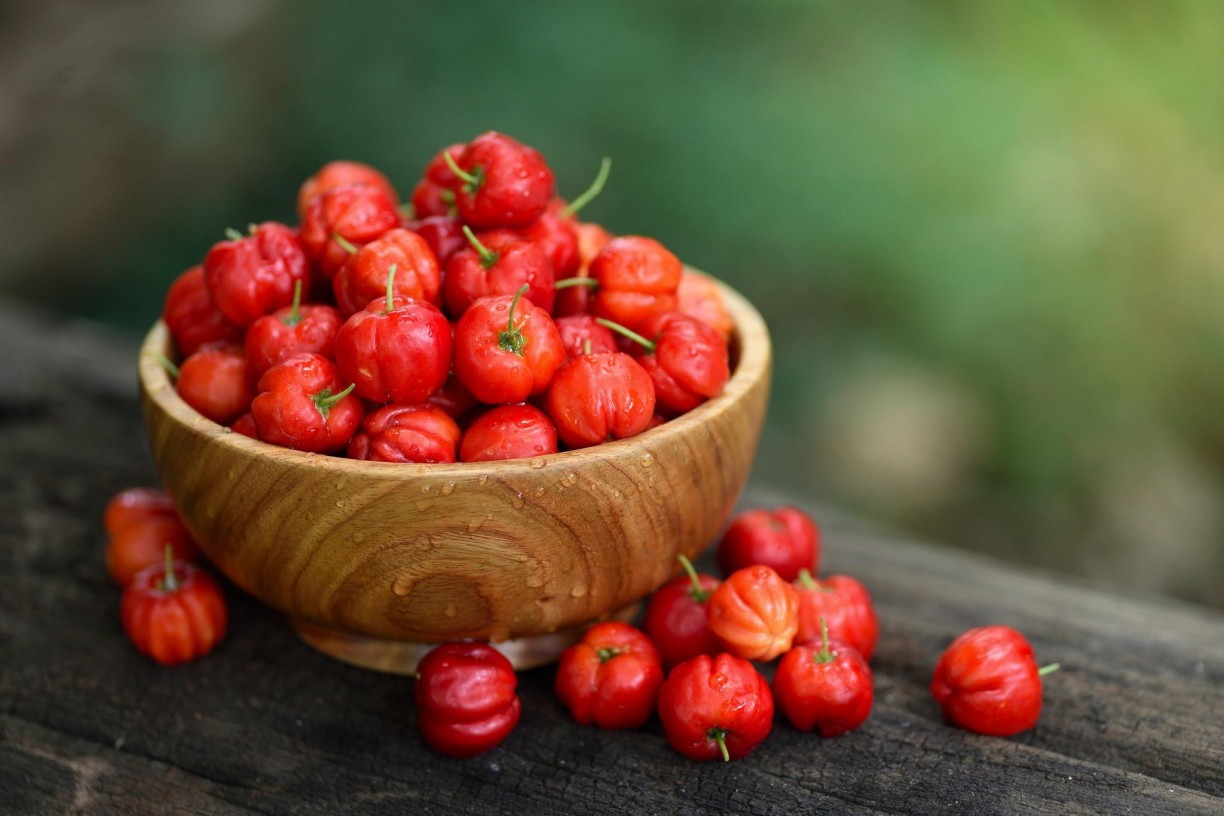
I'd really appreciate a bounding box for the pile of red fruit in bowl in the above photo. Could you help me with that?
[160,132,736,462]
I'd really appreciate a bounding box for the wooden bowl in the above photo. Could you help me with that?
[138,275,770,673]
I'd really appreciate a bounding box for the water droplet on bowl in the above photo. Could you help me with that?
[570,584,587,598]
[440,481,456,495]
[443,604,457,618]
[529,458,546,469]
[477,474,489,485]
[533,486,545,498]
[511,493,525,510]
[561,472,578,487]
[392,578,412,596]
[467,517,486,532]
[640,453,654,468]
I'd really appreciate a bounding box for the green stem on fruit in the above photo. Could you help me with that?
[224,227,244,241]
[498,284,530,356]
[814,616,835,664]
[554,276,599,291]
[462,225,500,269]
[560,157,612,219]
[443,150,483,193]
[313,383,356,420]
[247,223,259,235]
[596,646,622,663]
[582,339,592,356]
[594,318,655,354]
[397,202,415,221]
[677,554,709,602]
[1038,662,1061,677]
[796,568,819,591]
[332,233,359,255]
[384,264,398,314]
[283,280,304,327]
[707,727,731,763]
[154,354,180,380]
[158,544,179,593]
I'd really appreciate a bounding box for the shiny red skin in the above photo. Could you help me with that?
[554,315,618,359]
[553,221,611,317]
[347,404,460,464]
[708,565,800,662]
[121,559,227,666]
[300,183,401,279]
[297,160,399,218]
[460,404,558,462]
[678,270,734,343]
[230,412,258,439]
[414,642,521,758]
[774,637,873,737]
[543,352,656,449]
[105,516,199,586]
[521,199,580,278]
[444,230,555,318]
[643,570,722,670]
[453,293,565,405]
[250,353,363,454]
[930,626,1047,737]
[555,622,664,730]
[203,222,312,327]
[794,573,879,662]
[657,653,774,762]
[633,311,730,417]
[718,506,820,582]
[175,346,253,426]
[334,295,452,404]
[162,266,242,357]
[103,488,178,537]
[409,144,464,219]
[452,132,555,229]
[591,236,682,334]
[243,301,342,384]
[411,216,467,268]
[333,228,442,316]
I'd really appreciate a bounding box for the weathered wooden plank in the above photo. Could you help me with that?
[2,300,1223,815]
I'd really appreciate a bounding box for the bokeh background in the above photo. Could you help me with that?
[4,0,1223,607]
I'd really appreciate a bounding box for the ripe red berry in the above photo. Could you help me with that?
[448,132,555,229]
[718,506,820,582]
[460,404,558,462]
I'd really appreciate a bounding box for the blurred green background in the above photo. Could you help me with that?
[4,0,1223,607]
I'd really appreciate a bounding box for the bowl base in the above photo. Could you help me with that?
[290,603,643,674]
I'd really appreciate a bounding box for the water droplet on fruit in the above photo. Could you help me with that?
[443,604,457,618]
[709,672,729,692]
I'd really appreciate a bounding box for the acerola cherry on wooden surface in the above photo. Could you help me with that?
[555,621,664,730]
[930,625,1059,738]
[173,346,253,426]
[332,228,442,316]
[599,311,730,418]
[774,618,873,737]
[347,404,461,464]
[459,404,558,462]
[590,235,683,333]
[105,514,199,586]
[447,131,556,229]
[103,487,179,537]
[794,570,878,662]
[120,547,227,666]
[543,351,656,449]
[444,227,556,318]
[642,554,722,670]
[657,653,774,762]
[718,506,820,582]
[414,642,521,758]
[202,222,312,327]
[250,353,362,454]
[162,266,242,357]
[243,281,343,383]
[452,287,565,405]
[707,564,800,662]
[334,279,452,405]
[296,159,399,218]
[299,182,401,279]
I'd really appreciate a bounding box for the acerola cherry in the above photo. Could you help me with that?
[677,270,734,343]
[930,625,1059,737]
[162,266,242,357]
[347,404,461,464]
[774,617,873,737]
[105,514,199,587]
[554,315,618,359]
[657,653,774,762]
[543,352,656,449]
[642,554,722,670]
[203,222,312,327]
[452,286,565,405]
[555,621,664,730]
[460,404,558,462]
[590,235,683,333]
[409,143,464,219]
[707,564,800,662]
[297,160,399,218]
[414,642,521,758]
[794,571,878,662]
[121,547,227,666]
[299,183,401,279]
[446,132,555,229]
[250,353,363,454]
[444,227,555,318]
[333,228,442,316]
[173,346,253,426]
[718,506,820,582]
[243,281,343,383]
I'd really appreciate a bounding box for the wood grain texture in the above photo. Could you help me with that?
[137,278,771,661]
[4,300,1223,816]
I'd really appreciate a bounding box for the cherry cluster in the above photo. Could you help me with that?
[160,133,736,462]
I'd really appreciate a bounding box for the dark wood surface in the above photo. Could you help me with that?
[3,301,1223,815]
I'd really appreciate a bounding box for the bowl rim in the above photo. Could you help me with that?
[139,270,771,477]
